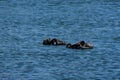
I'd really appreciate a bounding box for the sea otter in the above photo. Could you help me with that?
[66,41,93,49]
[43,38,66,45]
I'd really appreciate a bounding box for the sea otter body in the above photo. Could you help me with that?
[66,41,93,49]
[43,38,66,45]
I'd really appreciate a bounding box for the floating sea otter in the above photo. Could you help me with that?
[66,41,93,49]
[43,38,66,45]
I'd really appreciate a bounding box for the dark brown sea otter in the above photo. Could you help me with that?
[66,41,93,49]
[43,38,66,45]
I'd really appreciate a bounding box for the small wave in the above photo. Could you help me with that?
[113,36,120,41]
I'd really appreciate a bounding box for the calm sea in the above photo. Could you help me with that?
[0,0,120,80]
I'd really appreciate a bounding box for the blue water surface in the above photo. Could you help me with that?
[0,0,120,80]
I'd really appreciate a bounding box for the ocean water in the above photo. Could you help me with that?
[0,0,120,80]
